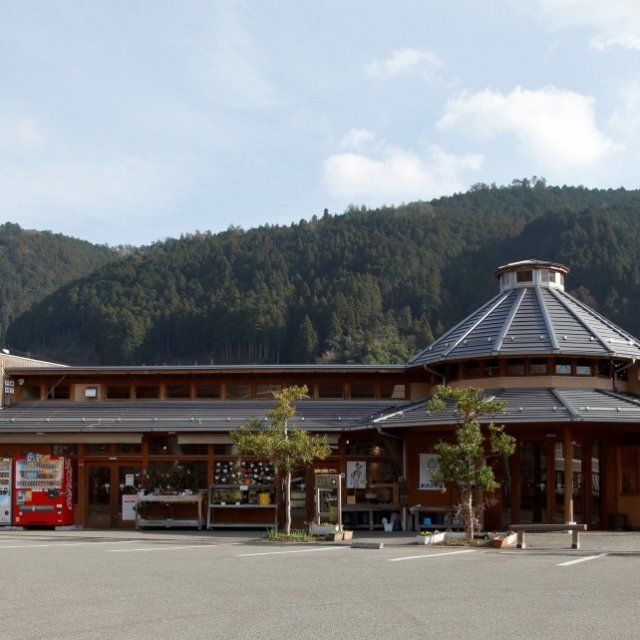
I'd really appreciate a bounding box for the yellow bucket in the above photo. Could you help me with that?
[259,492,271,505]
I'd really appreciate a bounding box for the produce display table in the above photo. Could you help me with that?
[135,493,205,529]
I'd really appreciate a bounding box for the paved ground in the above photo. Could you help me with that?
[7,526,640,551]
[2,527,640,640]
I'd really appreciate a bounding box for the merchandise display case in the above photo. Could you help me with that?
[207,460,277,529]
[135,493,206,529]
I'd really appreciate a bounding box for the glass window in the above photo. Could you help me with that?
[555,359,571,375]
[318,382,343,399]
[516,270,533,283]
[136,385,159,399]
[445,363,459,381]
[47,384,70,400]
[85,443,112,454]
[167,383,190,399]
[576,360,592,376]
[367,460,396,483]
[106,385,130,399]
[380,383,406,399]
[227,383,252,400]
[621,449,639,493]
[148,435,180,455]
[53,444,78,456]
[142,461,192,492]
[530,359,548,375]
[21,385,40,401]
[484,359,500,377]
[195,383,220,399]
[540,269,557,284]
[116,443,142,454]
[598,361,611,378]
[213,444,235,455]
[350,382,375,399]
[465,361,481,379]
[182,461,208,491]
[256,384,282,399]
[346,439,389,456]
[180,443,208,455]
[506,359,525,375]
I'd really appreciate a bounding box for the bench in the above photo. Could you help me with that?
[409,505,456,532]
[509,523,587,549]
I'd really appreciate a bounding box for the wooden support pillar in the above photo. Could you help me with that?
[510,440,521,524]
[563,426,574,523]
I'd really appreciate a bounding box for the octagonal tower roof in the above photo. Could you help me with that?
[408,259,640,367]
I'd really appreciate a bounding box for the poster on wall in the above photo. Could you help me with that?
[346,461,367,489]
[122,495,139,521]
[419,454,443,490]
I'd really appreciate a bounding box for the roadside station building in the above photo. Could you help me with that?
[2,259,640,531]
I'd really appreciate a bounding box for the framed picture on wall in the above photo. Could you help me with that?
[419,454,443,490]
[347,461,367,489]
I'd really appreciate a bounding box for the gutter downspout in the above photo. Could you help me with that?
[613,359,636,393]
[423,363,445,388]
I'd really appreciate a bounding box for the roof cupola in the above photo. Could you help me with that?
[495,259,569,293]
[407,258,640,367]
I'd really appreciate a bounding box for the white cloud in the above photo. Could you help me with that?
[523,0,640,50]
[609,81,640,137]
[9,118,46,148]
[324,143,483,200]
[437,86,617,169]
[1,117,47,153]
[365,48,443,81]
[340,128,377,151]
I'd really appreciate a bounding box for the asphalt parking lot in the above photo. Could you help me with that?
[2,529,640,640]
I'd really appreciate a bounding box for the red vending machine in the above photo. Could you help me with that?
[13,453,74,526]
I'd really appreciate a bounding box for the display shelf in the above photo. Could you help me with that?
[214,460,274,485]
[135,493,205,530]
[408,505,457,531]
[342,503,401,530]
[207,482,277,529]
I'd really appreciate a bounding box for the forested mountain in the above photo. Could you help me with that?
[7,179,640,365]
[0,223,118,342]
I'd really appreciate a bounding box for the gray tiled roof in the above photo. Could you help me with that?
[362,387,640,428]
[0,400,402,434]
[408,285,640,366]
[3,389,640,435]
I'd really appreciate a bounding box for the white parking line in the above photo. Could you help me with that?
[237,547,349,557]
[557,553,608,567]
[388,549,475,562]
[108,545,217,553]
[0,540,135,550]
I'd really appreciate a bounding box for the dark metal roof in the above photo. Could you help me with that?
[365,387,640,428]
[3,388,640,435]
[6,364,406,376]
[408,286,640,367]
[0,400,403,434]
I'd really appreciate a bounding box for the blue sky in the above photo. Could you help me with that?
[2,1,640,246]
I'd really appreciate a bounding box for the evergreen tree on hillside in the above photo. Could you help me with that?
[7,181,640,365]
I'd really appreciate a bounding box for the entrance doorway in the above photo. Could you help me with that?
[86,463,142,528]
[516,436,600,525]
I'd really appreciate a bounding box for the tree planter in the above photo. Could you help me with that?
[311,524,340,536]
[416,532,445,545]
[444,531,467,541]
[326,532,344,541]
[491,532,517,548]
